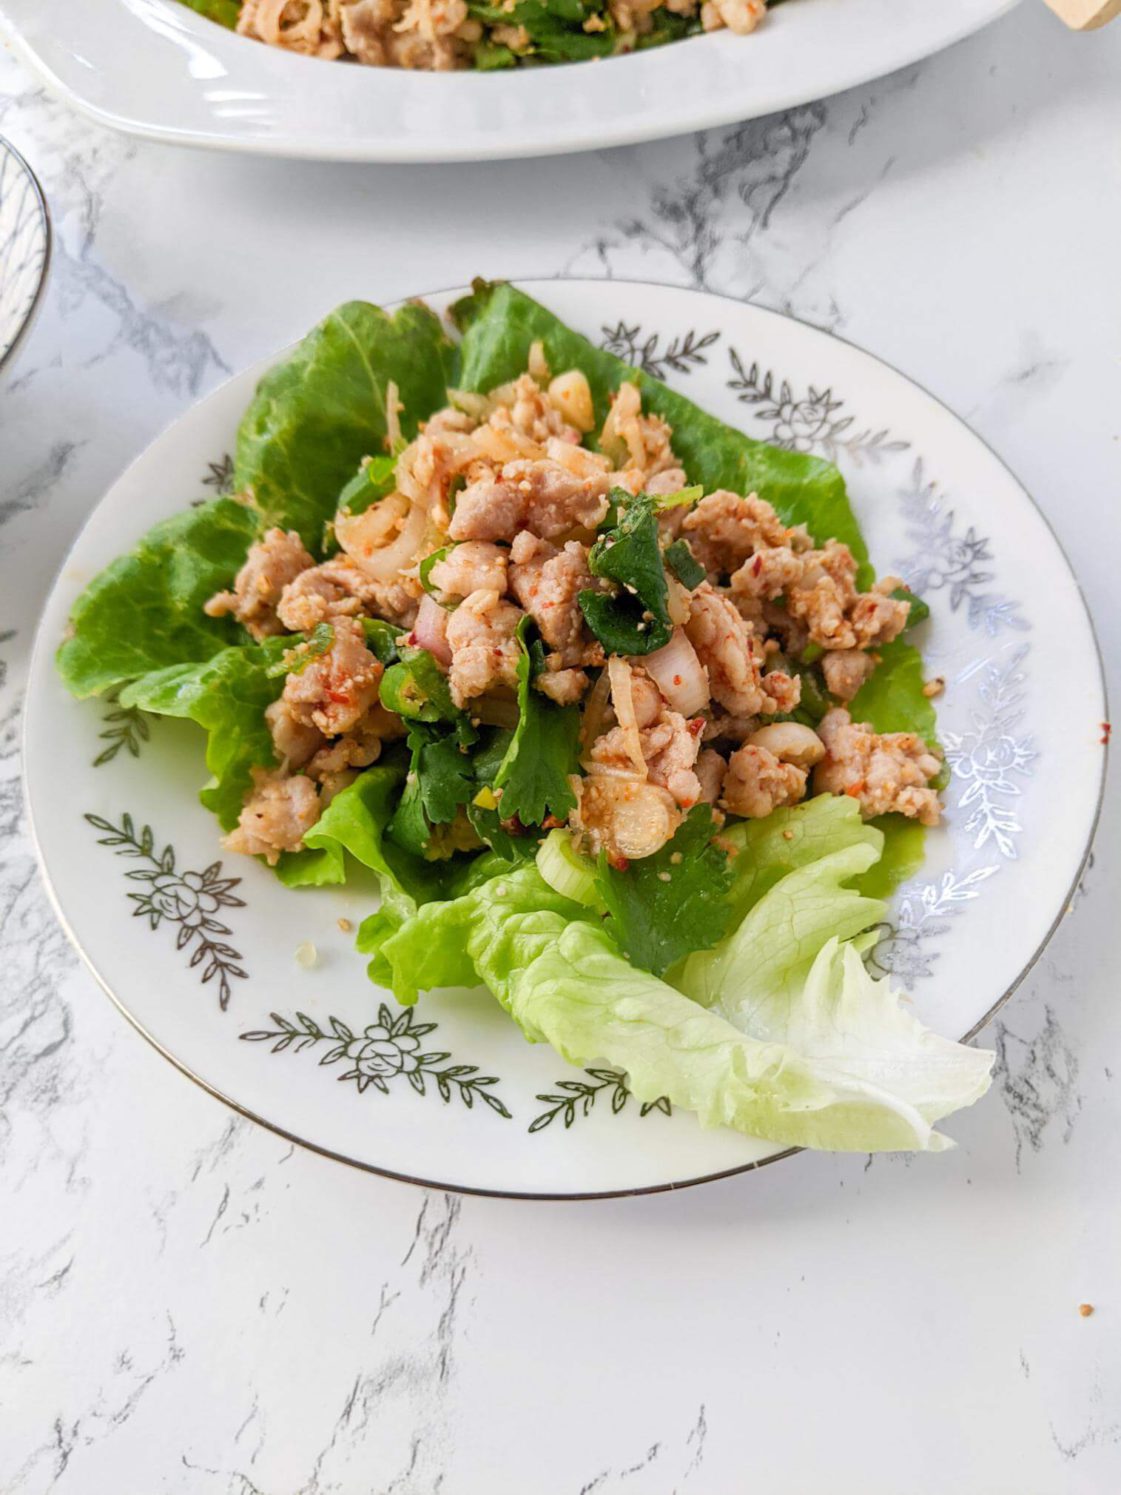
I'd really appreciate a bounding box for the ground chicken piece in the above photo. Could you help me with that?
[276,556,382,633]
[447,476,527,543]
[599,383,681,487]
[204,528,314,640]
[684,584,799,718]
[588,706,703,810]
[513,459,612,539]
[536,668,589,705]
[814,707,942,825]
[701,0,765,33]
[822,648,878,702]
[282,616,384,737]
[721,744,807,819]
[224,769,321,865]
[642,712,705,808]
[494,373,582,448]
[683,491,806,577]
[429,541,508,600]
[695,748,727,804]
[735,541,910,653]
[509,537,601,663]
[238,0,344,57]
[703,709,761,745]
[444,589,523,708]
[337,0,395,65]
[629,671,664,730]
[266,698,324,770]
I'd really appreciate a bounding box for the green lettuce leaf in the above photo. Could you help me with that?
[235,301,457,550]
[57,497,262,698]
[363,862,586,1005]
[850,637,938,741]
[676,837,887,1013]
[504,920,991,1153]
[119,638,287,830]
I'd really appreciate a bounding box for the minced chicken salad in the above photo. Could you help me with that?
[59,283,993,1153]
[183,0,774,70]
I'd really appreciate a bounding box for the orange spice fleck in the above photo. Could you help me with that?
[1079,1303,1095,1318]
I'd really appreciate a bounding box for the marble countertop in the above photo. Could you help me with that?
[1,7,1119,1490]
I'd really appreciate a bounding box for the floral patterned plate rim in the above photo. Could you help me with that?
[0,0,1019,164]
[24,279,1106,1199]
[0,134,50,373]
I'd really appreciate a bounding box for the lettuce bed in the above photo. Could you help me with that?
[57,281,992,1152]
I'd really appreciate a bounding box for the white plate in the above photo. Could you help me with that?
[0,135,49,372]
[25,279,1106,1197]
[0,0,1019,164]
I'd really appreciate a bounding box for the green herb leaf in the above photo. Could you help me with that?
[579,490,673,657]
[596,806,735,977]
[492,618,580,826]
[663,537,706,589]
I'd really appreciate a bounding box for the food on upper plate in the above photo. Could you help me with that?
[57,281,992,1153]
[181,0,771,71]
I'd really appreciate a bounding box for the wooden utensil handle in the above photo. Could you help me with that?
[1044,0,1121,28]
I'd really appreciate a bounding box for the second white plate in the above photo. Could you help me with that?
[0,0,1019,163]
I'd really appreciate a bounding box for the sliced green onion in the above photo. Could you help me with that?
[536,828,598,907]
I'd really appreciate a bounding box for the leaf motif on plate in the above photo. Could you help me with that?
[528,1068,671,1133]
[84,811,248,1009]
[600,321,720,381]
[726,348,910,466]
[240,1002,512,1118]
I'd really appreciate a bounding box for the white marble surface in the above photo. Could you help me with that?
[1,7,1119,1489]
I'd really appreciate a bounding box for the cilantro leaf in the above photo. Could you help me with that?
[596,807,735,977]
[579,490,673,657]
[387,721,479,860]
[493,618,580,826]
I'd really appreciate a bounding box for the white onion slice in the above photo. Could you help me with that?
[642,630,709,717]
[337,497,428,583]
[606,657,647,777]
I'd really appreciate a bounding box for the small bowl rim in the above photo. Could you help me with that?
[0,132,52,375]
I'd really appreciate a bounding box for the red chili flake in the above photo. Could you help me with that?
[687,716,705,737]
[541,814,563,831]
[608,854,630,872]
[845,781,865,798]
[673,675,683,686]
[751,555,762,576]
[1102,721,1112,746]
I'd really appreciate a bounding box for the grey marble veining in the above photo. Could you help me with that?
[1,5,1120,1489]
